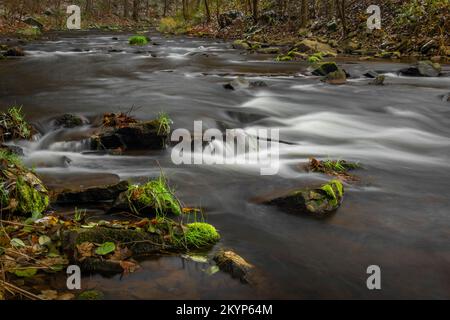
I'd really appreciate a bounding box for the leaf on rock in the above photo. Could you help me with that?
[76,242,94,260]
[95,242,116,256]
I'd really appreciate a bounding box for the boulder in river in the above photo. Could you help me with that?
[265,179,344,217]
[371,75,385,86]
[4,47,25,57]
[111,177,182,216]
[399,61,442,77]
[232,39,251,51]
[54,114,85,128]
[311,62,339,76]
[323,69,347,85]
[56,180,130,204]
[91,112,171,151]
[363,70,379,78]
[213,249,254,284]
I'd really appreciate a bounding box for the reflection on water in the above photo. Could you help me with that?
[0,31,450,299]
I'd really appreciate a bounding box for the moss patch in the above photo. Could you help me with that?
[125,177,182,216]
[128,35,149,45]
[176,222,220,249]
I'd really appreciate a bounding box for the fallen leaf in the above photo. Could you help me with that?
[76,242,94,260]
[10,238,26,248]
[95,242,115,256]
[38,235,51,246]
[120,260,139,274]
[38,290,58,300]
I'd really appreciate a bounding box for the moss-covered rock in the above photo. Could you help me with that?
[53,114,84,128]
[232,40,251,51]
[311,62,339,76]
[265,179,344,217]
[214,249,254,284]
[111,177,181,216]
[323,69,347,85]
[400,60,442,77]
[128,35,149,46]
[293,39,336,55]
[77,290,104,300]
[0,149,49,215]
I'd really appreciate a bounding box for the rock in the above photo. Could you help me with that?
[376,51,401,59]
[0,150,49,215]
[54,114,85,128]
[77,290,104,300]
[4,47,25,57]
[91,119,169,151]
[323,69,347,85]
[342,40,360,54]
[111,179,181,216]
[232,40,251,51]
[213,249,254,284]
[56,181,129,204]
[218,11,244,28]
[224,78,267,90]
[223,77,250,90]
[442,93,450,102]
[112,37,119,40]
[326,20,338,32]
[421,40,438,54]
[311,62,339,76]
[363,70,379,78]
[23,17,44,30]
[430,56,441,63]
[256,47,281,54]
[293,39,335,55]
[265,180,344,217]
[400,61,442,77]
[371,75,385,85]
[249,80,268,88]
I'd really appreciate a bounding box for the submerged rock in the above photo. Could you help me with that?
[265,180,344,217]
[214,249,254,284]
[400,61,442,77]
[4,47,25,57]
[363,70,379,78]
[54,114,85,128]
[371,75,385,85]
[56,180,129,204]
[224,77,268,90]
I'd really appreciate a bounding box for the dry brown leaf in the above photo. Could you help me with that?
[76,242,94,261]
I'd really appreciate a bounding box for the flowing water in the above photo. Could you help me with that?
[1,31,450,299]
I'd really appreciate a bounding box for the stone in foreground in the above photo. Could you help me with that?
[214,249,254,284]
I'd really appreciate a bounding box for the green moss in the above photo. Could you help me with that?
[308,55,322,63]
[17,27,41,39]
[77,290,104,300]
[128,35,149,46]
[126,177,181,216]
[14,176,49,215]
[175,222,220,249]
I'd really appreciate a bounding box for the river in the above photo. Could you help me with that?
[0,30,449,299]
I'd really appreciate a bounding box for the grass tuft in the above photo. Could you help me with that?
[128,35,149,46]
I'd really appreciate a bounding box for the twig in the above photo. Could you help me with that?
[0,279,43,300]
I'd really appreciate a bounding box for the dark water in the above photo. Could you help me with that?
[1,31,450,299]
